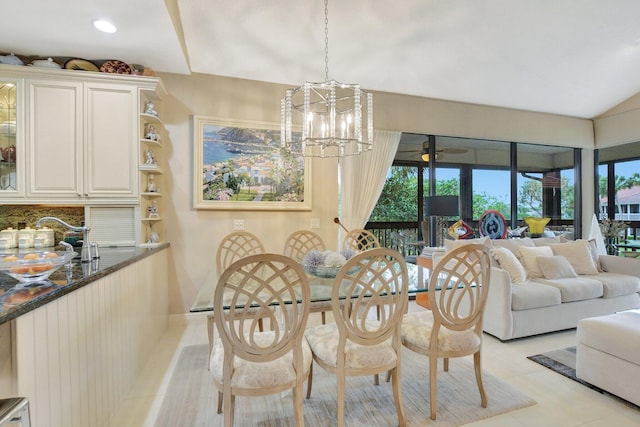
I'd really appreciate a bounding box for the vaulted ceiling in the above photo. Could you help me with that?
[3,1,640,119]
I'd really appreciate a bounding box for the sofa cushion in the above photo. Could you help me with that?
[519,245,553,278]
[511,281,561,310]
[580,272,640,298]
[537,256,578,279]
[491,238,535,258]
[444,236,490,252]
[491,247,527,284]
[534,277,603,303]
[532,236,569,246]
[577,310,640,366]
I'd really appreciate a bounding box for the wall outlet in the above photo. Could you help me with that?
[310,218,320,229]
[233,219,244,230]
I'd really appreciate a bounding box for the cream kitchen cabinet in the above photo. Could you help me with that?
[27,79,138,203]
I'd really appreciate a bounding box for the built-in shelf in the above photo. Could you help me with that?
[139,87,166,247]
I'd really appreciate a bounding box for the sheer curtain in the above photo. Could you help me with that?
[339,130,401,232]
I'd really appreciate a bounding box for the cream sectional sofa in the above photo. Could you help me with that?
[443,237,640,341]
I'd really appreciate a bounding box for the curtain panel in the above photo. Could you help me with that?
[340,130,401,233]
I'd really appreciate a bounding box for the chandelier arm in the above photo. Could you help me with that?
[324,0,329,81]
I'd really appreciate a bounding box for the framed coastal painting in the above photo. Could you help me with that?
[193,116,311,210]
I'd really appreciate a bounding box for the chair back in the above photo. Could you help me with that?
[214,253,311,363]
[283,230,326,263]
[428,243,491,334]
[216,231,265,278]
[342,228,380,253]
[332,248,408,347]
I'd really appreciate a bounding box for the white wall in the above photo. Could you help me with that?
[594,92,640,148]
[158,72,595,314]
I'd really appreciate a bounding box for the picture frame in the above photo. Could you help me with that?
[193,115,311,210]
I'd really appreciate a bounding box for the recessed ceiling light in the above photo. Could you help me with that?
[93,20,117,33]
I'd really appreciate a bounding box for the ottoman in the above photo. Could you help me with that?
[576,309,640,406]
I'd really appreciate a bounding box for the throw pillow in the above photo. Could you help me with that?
[548,241,599,275]
[581,239,604,272]
[518,245,554,278]
[491,247,527,284]
[537,256,578,279]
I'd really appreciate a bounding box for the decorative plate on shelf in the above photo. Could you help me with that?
[99,60,132,74]
[63,58,99,72]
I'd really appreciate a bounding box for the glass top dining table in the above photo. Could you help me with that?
[189,261,430,312]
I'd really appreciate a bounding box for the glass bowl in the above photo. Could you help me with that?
[0,251,77,284]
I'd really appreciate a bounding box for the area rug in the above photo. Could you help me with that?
[527,346,639,410]
[155,344,536,427]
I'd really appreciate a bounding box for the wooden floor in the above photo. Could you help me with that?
[109,301,640,427]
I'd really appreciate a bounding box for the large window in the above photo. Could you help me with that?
[369,133,581,240]
[472,169,510,220]
[597,141,640,224]
[517,143,575,223]
[369,165,418,222]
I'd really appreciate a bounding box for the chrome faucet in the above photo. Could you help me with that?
[36,216,91,262]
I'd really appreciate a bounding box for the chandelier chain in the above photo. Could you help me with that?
[324,0,329,81]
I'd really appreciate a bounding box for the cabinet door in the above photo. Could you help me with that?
[85,83,138,199]
[0,78,24,198]
[28,80,83,198]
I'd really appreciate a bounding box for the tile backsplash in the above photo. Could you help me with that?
[0,205,84,246]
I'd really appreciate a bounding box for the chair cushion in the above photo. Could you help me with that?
[304,323,398,370]
[400,311,481,353]
[210,331,312,389]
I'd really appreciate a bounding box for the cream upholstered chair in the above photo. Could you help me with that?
[211,253,312,427]
[342,228,380,252]
[208,231,266,361]
[283,229,326,263]
[305,248,409,427]
[400,243,491,420]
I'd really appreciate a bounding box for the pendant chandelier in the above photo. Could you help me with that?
[281,0,373,158]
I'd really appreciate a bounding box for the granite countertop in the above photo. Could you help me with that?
[0,243,170,324]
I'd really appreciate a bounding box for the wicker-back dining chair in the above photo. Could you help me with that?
[211,253,312,427]
[304,248,409,427]
[400,243,492,420]
[209,231,267,368]
[283,229,326,263]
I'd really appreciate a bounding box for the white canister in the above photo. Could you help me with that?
[34,227,55,248]
[18,227,36,249]
[0,227,19,248]
[0,238,12,250]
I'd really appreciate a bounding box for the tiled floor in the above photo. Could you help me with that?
[109,303,640,427]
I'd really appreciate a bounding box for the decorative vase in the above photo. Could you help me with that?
[605,237,618,256]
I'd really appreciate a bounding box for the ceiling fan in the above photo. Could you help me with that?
[398,141,468,161]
